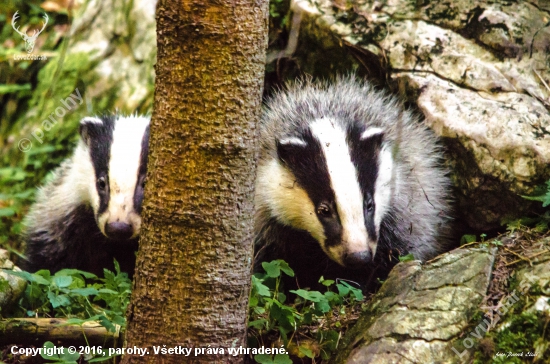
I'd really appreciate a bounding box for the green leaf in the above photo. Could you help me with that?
[251,275,271,297]
[70,287,99,296]
[0,83,31,94]
[324,291,342,306]
[522,181,550,207]
[318,329,340,356]
[299,346,314,358]
[398,253,415,262]
[289,289,324,302]
[98,288,118,294]
[39,341,79,362]
[338,281,364,301]
[268,299,295,331]
[320,277,335,286]
[262,260,294,278]
[336,283,350,297]
[460,234,477,245]
[53,275,73,288]
[47,292,71,308]
[262,261,282,278]
[255,354,292,364]
[0,208,16,217]
[3,269,50,285]
[277,260,294,277]
[111,314,126,326]
[40,341,58,360]
[56,269,97,279]
[314,299,331,313]
[60,349,81,362]
[248,318,268,330]
[98,315,116,332]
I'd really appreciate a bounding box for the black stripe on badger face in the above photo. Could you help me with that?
[79,116,115,215]
[133,124,150,214]
[276,129,343,248]
[347,125,384,243]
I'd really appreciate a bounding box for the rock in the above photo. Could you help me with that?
[0,249,27,312]
[332,246,497,363]
[291,0,550,230]
[68,0,157,111]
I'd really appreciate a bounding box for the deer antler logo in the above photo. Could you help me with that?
[12,11,49,54]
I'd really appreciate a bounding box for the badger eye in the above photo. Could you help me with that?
[316,203,332,217]
[366,199,374,212]
[97,177,107,191]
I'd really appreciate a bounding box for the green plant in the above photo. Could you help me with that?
[522,180,550,208]
[3,260,131,333]
[503,180,550,233]
[248,260,364,362]
[40,341,81,364]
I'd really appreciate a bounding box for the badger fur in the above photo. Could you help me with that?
[254,78,451,291]
[23,114,150,277]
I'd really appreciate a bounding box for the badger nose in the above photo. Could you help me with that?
[105,222,134,240]
[344,250,371,268]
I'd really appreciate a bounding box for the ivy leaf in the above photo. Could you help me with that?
[47,292,71,308]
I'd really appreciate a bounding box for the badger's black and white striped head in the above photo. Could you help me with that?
[76,115,150,241]
[258,117,394,268]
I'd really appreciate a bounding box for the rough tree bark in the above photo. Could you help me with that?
[121,1,268,363]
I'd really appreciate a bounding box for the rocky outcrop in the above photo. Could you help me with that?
[332,246,497,363]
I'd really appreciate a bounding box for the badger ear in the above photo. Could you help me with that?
[276,137,307,167]
[79,117,104,145]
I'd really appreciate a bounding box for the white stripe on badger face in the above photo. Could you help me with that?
[360,128,394,248]
[361,127,384,140]
[97,116,149,238]
[374,144,393,237]
[309,118,371,265]
[279,137,307,147]
[256,159,326,244]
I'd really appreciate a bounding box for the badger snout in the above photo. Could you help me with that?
[98,208,142,241]
[343,250,371,268]
[105,221,134,240]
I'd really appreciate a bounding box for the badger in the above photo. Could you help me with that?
[254,77,452,291]
[23,114,150,277]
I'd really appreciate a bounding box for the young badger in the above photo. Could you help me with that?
[255,78,452,291]
[23,114,150,277]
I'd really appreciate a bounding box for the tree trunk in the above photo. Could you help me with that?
[121,1,268,363]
